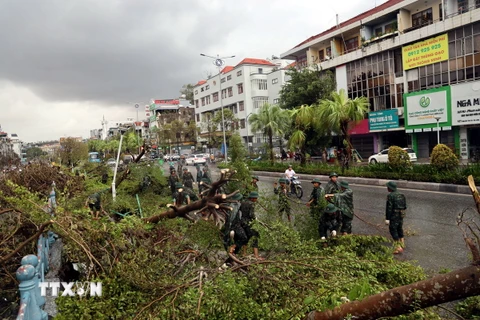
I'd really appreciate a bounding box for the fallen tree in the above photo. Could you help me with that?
[305,175,480,320]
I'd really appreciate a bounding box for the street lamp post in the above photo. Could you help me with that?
[434,116,441,145]
[245,112,253,155]
[112,128,126,201]
[134,104,140,152]
[200,53,235,162]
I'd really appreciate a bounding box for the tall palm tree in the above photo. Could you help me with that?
[318,89,370,160]
[288,104,318,164]
[249,103,290,163]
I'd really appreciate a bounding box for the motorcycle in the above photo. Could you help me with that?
[289,176,303,199]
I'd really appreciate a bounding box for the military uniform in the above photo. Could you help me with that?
[202,168,212,184]
[386,181,407,242]
[325,172,340,194]
[274,178,291,221]
[318,204,342,238]
[223,194,248,253]
[240,197,259,249]
[182,170,194,189]
[333,181,354,234]
[169,172,180,194]
[308,178,325,220]
[251,176,259,190]
[196,165,203,192]
[173,183,190,206]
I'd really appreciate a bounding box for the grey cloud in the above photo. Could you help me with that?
[0,0,245,105]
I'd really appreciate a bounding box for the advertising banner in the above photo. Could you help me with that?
[402,33,449,70]
[451,81,480,126]
[404,86,451,129]
[368,109,399,131]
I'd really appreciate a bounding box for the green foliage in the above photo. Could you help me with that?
[180,83,195,104]
[456,296,480,319]
[25,146,46,160]
[388,146,412,170]
[279,67,336,110]
[431,143,459,171]
[222,133,252,194]
[58,138,89,167]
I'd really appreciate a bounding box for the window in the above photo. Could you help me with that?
[195,100,199,108]
[240,119,246,129]
[221,89,227,99]
[458,0,468,13]
[412,8,432,27]
[196,114,200,122]
[384,22,397,34]
[239,101,244,111]
[201,87,204,92]
[228,87,233,97]
[272,78,278,84]
[237,70,242,76]
[326,47,332,59]
[213,92,219,102]
[253,97,268,109]
[206,95,211,104]
[273,98,279,104]
[195,90,198,94]
[344,37,359,52]
[319,49,324,61]
[237,83,243,94]
[257,79,268,90]
[439,3,443,21]
[258,68,263,74]
[227,75,232,80]
[374,27,383,37]
[201,97,205,106]
[221,77,226,83]
[205,85,210,90]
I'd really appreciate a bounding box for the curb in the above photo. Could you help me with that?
[253,171,471,195]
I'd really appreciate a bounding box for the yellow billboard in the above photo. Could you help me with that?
[402,33,449,70]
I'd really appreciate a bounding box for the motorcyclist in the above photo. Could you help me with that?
[284,165,296,193]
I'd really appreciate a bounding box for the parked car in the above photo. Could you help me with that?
[368,148,418,164]
[106,158,123,167]
[185,154,207,165]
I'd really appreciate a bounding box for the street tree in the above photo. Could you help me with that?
[58,138,88,167]
[211,108,238,140]
[318,89,369,161]
[249,103,290,163]
[25,147,46,160]
[180,83,195,105]
[200,112,219,151]
[87,139,106,153]
[288,104,321,164]
[279,67,335,110]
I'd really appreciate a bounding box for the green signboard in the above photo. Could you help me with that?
[403,86,451,130]
[368,109,399,131]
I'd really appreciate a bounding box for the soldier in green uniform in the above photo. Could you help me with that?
[327,180,354,235]
[199,177,211,195]
[84,192,102,220]
[318,203,342,239]
[202,166,212,185]
[306,178,325,223]
[274,178,291,222]
[324,172,340,194]
[168,170,180,195]
[240,191,263,259]
[195,164,203,192]
[251,176,259,190]
[182,167,195,189]
[172,182,190,206]
[223,193,247,256]
[385,181,407,254]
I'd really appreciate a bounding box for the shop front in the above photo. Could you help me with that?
[368,109,410,153]
[348,119,374,160]
[404,86,456,159]
[450,81,480,161]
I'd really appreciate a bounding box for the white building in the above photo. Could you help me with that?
[193,58,291,152]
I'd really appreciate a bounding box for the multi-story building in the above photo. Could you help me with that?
[281,0,480,161]
[149,99,196,154]
[193,58,290,153]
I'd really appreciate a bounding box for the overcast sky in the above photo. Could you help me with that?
[0,0,386,142]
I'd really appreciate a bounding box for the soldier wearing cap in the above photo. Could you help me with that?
[182,167,194,189]
[318,203,342,240]
[307,178,326,222]
[325,172,340,194]
[202,166,212,185]
[385,181,407,254]
[274,178,291,222]
[240,191,263,259]
[199,177,211,194]
[173,182,190,206]
[326,180,354,235]
[168,169,180,195]
[224,193,247,256]
[251,175,259,190]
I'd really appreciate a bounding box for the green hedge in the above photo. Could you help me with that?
[248,161,480,185]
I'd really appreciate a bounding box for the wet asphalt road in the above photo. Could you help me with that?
[170,162,477,274]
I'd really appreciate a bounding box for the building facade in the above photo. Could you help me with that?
[193,58,290,153]
[281,0,480,161]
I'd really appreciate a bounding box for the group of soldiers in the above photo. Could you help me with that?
[168,163,212,205]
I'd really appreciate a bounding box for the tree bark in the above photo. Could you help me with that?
[306,265,480,320]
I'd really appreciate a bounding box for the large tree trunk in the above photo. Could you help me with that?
[306,265,480,320]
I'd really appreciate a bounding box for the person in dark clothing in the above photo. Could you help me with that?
[85,192,102,220]
[318,203,342,239]
[251,175,259,190]
[324,172,340,194]
[223,193,246,255]
[168,170,180,195]
[182,167,194,189]
[172,182,190,206]
[385,181,407,254]
[239,191,263,259]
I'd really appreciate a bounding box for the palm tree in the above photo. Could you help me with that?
[249,103,290,163]
[318,89,370,160]
[288,104,318,164]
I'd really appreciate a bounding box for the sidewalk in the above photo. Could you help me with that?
[253,170,472,195]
